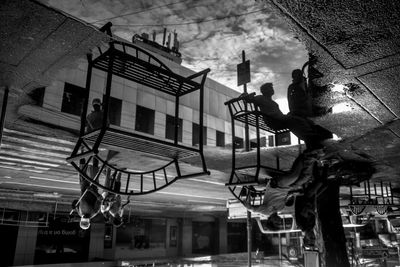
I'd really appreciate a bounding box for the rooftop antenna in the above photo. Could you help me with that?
[166,32,171,49]
[162,28,167,46]
[173,30,179,51]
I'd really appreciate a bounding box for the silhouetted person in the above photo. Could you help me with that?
[86,98,108,133]
[287,69,312,118]
[287,70,333,141]
[242,82,330,151]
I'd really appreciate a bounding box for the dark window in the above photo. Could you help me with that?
[61,83,85,116]
[268,135,274,147]
[275,132,291,146]
[227,222,247,253]
[117,218,167,250]
[216,130,225,147]
[250,140,258,149]
[165,114,182,142]
[192,123,207,146]
[250,136,266,148]
[135,105,155,135]
[234,136,243,149]
[192,221,218,254]
[259,136,266,147]
[28,87,45,106]
[102,95,122,126]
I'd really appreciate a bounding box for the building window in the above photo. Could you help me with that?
[102,95,122,126]
[216,130,225,147]
[28,87,45,107]
[192,123,207,146]
[135,105,155,135]
[61,83,85,116]
[250,136,266,148]
[165,115,182,142]
[268,135,274,147]
[234,136,243,149]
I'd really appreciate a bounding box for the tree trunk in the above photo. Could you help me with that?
[316,180,350,267]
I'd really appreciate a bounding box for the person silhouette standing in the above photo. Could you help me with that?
[287,69,312,118]
[86,98,108,133]
[287,70,333,146]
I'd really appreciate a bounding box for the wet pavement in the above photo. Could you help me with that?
[119,256,302,267]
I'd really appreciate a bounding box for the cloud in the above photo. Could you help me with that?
[43,0,308,98]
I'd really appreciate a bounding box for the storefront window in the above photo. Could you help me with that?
[227,222,246,253]
[192,221,218,254]
[34,218,90,264]
[116,217,167,250]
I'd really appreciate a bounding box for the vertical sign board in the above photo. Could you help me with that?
[237,60,251,86]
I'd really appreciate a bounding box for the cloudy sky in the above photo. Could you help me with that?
[44,0,308,109]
